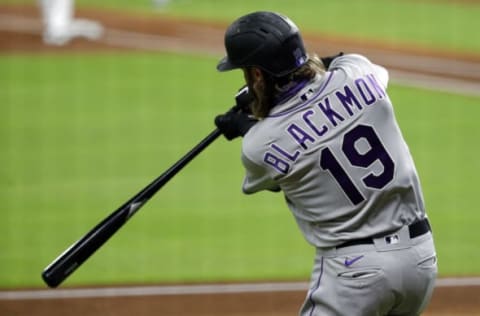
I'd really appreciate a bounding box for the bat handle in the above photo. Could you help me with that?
[140,128,223,200]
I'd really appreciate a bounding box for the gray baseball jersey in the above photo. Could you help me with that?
[241,54,426,248]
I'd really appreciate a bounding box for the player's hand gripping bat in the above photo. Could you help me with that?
[41,87,252,288]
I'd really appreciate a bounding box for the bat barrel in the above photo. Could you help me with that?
[41,206,130,287]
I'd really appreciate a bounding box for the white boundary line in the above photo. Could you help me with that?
[103,28,222,56]
[1,278,480,301]
[0,282,308,300]
[390,69,480,96]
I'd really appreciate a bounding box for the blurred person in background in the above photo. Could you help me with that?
[38,0,104,45]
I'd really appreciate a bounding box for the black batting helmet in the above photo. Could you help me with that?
[216,11,307,77]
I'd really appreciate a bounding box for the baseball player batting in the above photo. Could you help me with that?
[214,11,437,315]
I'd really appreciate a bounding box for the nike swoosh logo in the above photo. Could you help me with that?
[344,255,364,267]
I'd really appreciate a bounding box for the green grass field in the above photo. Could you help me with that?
[1,1,479,288]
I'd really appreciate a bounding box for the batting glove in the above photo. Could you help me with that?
[215,110,257,141]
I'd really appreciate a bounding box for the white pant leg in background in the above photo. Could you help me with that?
[38,0,103,45]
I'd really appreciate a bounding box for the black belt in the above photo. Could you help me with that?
[337,218,431,249]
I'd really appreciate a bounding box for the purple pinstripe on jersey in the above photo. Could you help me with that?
[268,71,335,118]
[308,256,324,316]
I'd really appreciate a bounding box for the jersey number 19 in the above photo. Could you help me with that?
[320,124,395,205]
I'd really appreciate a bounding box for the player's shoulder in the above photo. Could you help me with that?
[330,53,389,87]
[329,54,370,74]
[330,53,372,67]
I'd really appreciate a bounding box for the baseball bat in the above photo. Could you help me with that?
[41,87,252,288]
[42,127,222,288]
[41,127,222,288]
